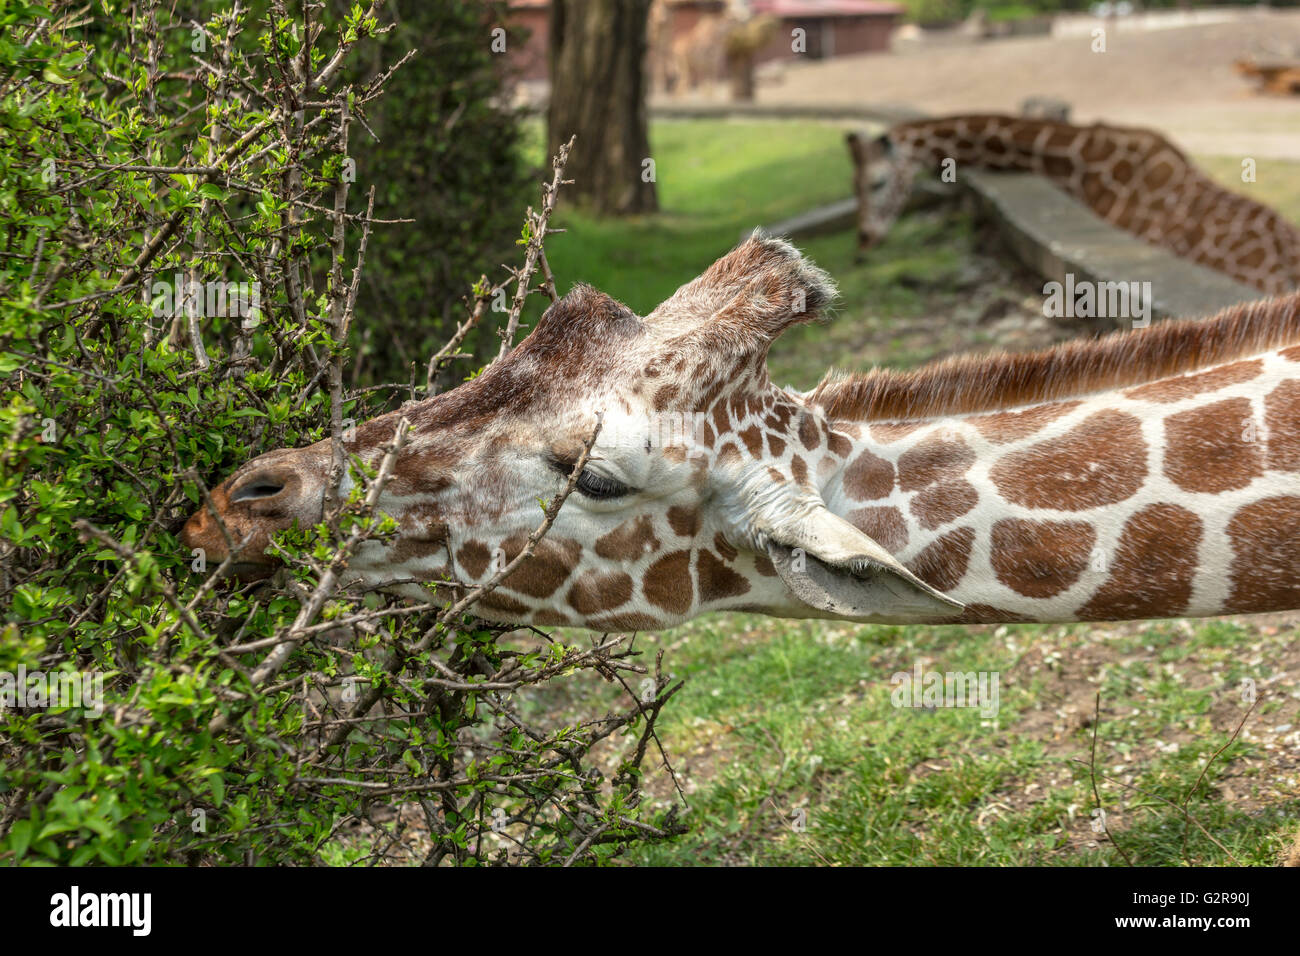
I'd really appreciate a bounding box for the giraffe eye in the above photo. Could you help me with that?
[551,458,631,500]
[575,469,630,500]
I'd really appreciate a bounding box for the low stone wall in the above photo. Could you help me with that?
[768,151,1264,324]
[960,169,1264,321]
[647,102,923,123]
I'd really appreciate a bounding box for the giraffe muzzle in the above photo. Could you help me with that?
[181,448,330,580]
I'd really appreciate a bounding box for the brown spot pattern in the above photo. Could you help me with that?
[456,540,491,579]
[712,401,730,435]
[910,480,978,531]
[666,505,700,537]
[643,550,693,614]
[1164,397,1261,493]
[846,506,909,554]
[870,422,923,444]
[1265,379,1300,472]
[991,410,1146,510]
[897,437,975,491]
[790,455,808,487]
[968,400,1082,443]
[500,535,582,598]
[1224,496,1300,613]
[697,550,751,602]
[588,612,662,632]
[906,527,975,592]
[567,570,635,615]
[843,449,895,501]
[991,518,1095,599]
[1125,359,1262,403]
[1077,504,1201,620]
[653,384,679,411]
[478,591,530,616]
[595,516,661,561]
[798,414,821,451]
[532,610,573,627]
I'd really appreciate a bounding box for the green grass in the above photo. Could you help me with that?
[526,119,855,317]
[541,613,1297,867]
[517,119,1300,866]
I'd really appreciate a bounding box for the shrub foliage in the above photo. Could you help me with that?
[0,0,682,866]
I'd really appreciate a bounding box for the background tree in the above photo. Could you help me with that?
[346,0,531,384]
[547,0,658,215]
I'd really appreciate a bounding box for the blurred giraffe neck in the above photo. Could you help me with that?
[852,114,1300,295]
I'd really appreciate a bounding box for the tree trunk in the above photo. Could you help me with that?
[547,0,658,215]
[728,53,756,101]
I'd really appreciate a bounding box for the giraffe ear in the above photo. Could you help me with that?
[646,232,836,344]
[761,501,962,622]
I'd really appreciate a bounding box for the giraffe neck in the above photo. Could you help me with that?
[885,114,1300,295]
[808,344,1300,625]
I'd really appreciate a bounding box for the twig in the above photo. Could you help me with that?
[207,417,411,734]
[318,415,603,752]
[1086,691,1135,866]
[494,135,575,362]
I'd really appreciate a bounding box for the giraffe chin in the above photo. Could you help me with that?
[765,541,962,625]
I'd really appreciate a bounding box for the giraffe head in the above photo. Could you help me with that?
[181,234,960,629]
[846,130,917,252]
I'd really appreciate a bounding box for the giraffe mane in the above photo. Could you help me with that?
[809,292,1300,422]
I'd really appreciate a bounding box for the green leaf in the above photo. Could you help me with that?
[9,819,32,858]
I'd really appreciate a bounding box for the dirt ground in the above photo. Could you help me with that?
[676,10,1300,159]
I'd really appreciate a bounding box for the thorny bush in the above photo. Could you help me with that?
[0,0,685,866]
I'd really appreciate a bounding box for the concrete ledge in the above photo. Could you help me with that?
[758,197,857,242]
[647,102,926,124]
[759,182,954,243]
[961,169,1265,321]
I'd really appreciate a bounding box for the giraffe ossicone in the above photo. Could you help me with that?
[182,232,1300,631]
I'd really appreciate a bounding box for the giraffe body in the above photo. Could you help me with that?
[848,114,1300,295]
[818,349,1300,624]
[182,236,1300,631]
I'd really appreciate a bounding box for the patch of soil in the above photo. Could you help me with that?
[986,612,1300,861]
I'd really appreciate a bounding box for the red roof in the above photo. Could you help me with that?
[750,0,903,15]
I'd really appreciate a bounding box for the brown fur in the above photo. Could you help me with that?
[811,293,1300,422]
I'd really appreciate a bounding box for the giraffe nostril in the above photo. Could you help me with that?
[229,473,287,503]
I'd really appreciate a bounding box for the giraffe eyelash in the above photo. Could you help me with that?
[550,458,632,500]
